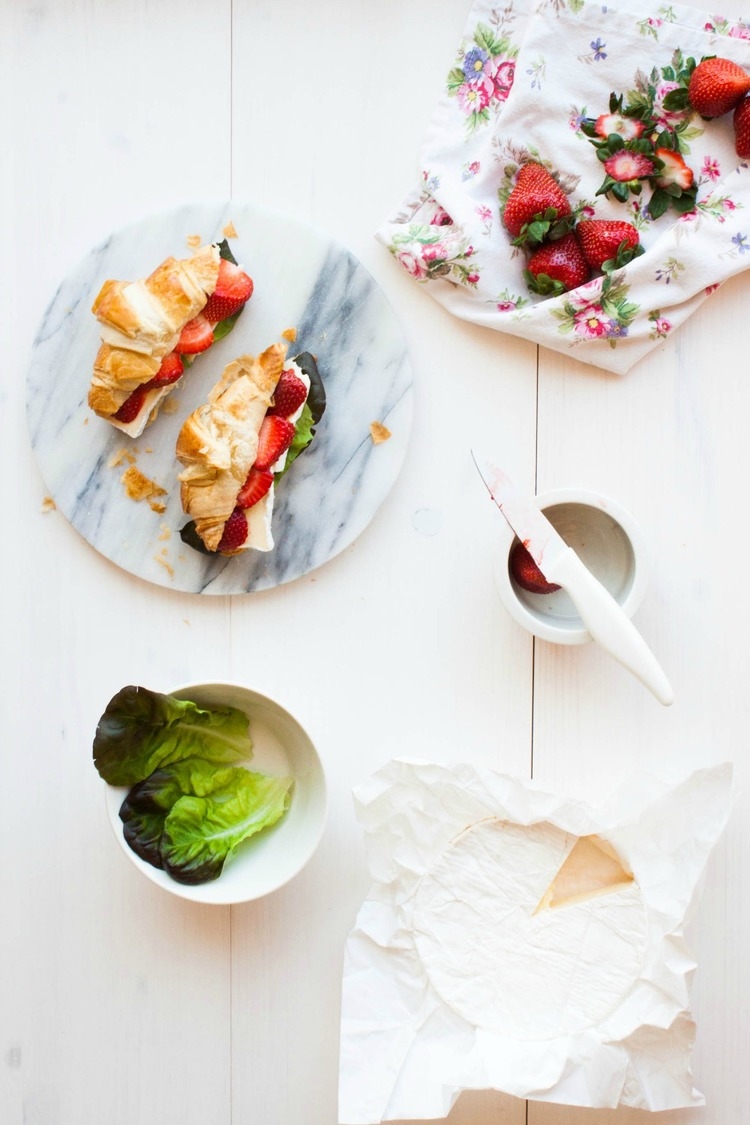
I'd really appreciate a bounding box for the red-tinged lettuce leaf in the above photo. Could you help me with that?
[93,685,252,786]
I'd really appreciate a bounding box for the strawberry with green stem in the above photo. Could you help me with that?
[502,162,574,246]
[525,232,591,297]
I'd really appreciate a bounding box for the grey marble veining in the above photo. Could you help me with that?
[26,202,413,594]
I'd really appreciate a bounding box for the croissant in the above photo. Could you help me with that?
[176,345,287,553]
[88,243,253,437]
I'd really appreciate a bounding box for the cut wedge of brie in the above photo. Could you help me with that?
[534,833,634,913]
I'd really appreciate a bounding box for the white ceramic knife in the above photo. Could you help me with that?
[472,452,674,706]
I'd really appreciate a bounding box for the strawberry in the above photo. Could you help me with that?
[148,352,184,387]
[217,507,249,553]
[114,387,147,423]
[575,219,642,270]
[236,468,274,509]
[602,149,655,183]
[688,56,750,118]
[269,369,308,417]
[253,415,296,471]
[594,112,644,140]
[203,258,254,323]
[525,232,590,296]
[502,162,572,244]
[654,148,694,190]
[734,95,750,157]
[509,541,560,594]
[177,314,214,354]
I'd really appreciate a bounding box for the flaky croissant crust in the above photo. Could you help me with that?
[87,244,221,426]
[176,343,286,551]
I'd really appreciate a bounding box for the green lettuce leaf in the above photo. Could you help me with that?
[160,772,294,884]
[119,758,240,869]
[93,686,252,786]
[277,402,315,477]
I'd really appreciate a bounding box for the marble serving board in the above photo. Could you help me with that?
[26,203,413,594]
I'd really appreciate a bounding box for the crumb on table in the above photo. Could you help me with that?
[223,220,238,238]
[121,465,168,511]
[282,327,297,342]
[186,234,202,248]
[41,496,56,513]
[370,421,392,444]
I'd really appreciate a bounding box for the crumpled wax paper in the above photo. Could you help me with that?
[338,758,732,1122]
[377,0,750,373]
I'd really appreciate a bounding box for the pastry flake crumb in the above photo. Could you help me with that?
[83,417,89,425]
[153,555,174,578]
[161,397,179,415]
[41,495,56,513]
[122,465,167,505]
[223,220,238,238]
[282,327,297,342]
[186,234,202,249]
[158,523,171,542]
[370,421,392,445]
[149,500,167,514]
[108,447,128,468]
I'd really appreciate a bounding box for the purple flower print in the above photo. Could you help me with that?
[732,232,750,252]
[462,46,490,81]
[591,38,607,60]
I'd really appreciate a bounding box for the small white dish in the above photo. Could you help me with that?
[104,681,327,905]
[493,488,649,645]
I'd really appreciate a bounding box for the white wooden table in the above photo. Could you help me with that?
[2,2,748,1122]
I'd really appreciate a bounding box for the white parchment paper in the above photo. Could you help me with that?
[338,759,732,1122]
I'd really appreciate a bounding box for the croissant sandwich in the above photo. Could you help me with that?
[88,240,254,437]
[176,344,326,556]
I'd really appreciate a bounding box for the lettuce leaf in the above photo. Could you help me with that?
[119,758,240,869]
[160,771,294,884]
[93,686,252,786]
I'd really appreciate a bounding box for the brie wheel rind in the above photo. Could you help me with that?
[412,818,648,1041]
[88,243,221,436]
[175,344,287,552]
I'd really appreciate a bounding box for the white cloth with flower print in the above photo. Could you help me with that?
[377,0,750,374]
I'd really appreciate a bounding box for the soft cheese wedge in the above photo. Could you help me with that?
[533,833,634,913]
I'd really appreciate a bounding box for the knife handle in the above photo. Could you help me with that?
[545,547,674,707]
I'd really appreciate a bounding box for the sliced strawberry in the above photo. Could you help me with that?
[510,541,560,594]
[236,468,274,509]
[269,369,308,417]
[114,387,147,424]
[148,352,184,387]
[217,507,249,553]
[203,259,254,323]
[602,150,655,182]
[177,314,214,354]
[253,416,296,472]
[594,112,644,140]
[654,148,694,190]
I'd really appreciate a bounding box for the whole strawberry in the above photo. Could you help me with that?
[525,232,590,296]
[734,95,750,157]
[688,57,750,118]
[575,219,642,271]
[502,162,572,244]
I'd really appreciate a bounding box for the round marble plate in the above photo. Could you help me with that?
[27,203,413,594]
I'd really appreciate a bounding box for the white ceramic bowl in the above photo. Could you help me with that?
[104,681,327,905]
[493,488,650,645]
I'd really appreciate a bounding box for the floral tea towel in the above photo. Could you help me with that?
[377,0,750,373]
